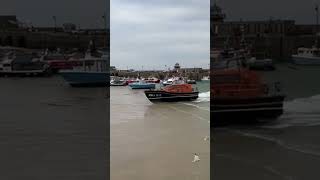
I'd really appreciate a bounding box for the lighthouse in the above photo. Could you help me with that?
[174,63,181,72]
[211,1,226,36]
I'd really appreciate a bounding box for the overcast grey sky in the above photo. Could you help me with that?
[0,0,108,28]
[214,0,319,24]
[110,0,210,70]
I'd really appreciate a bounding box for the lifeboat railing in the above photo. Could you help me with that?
[212,81,283,98]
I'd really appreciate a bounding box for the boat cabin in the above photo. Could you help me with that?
[163,84,195,93]
[296,47,320,57]
[212,68,266,98]
[211,57,267,98]
[68,54,108,73]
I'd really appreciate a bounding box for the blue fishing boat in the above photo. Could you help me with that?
[59,51,109,87]
[129,80,156,89]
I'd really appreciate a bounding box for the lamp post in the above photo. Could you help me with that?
[102,13,107,48]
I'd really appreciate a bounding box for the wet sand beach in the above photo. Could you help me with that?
[0,76,109,179]
[111,82,210,180]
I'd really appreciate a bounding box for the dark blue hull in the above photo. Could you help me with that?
[145,90,199,102]
[211,95,285,126]
[60,71,108,87]
[292,56,320,65]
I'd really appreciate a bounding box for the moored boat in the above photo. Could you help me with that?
[247,57,275,70]
[144,77,160,83]
[0,52,51,77]
[292,47,320,65]
[125,78,139,84]
[40,49,70,73]
[110,78,127,86]
[59,51,108,87]
[162,77,183,86]
[129,80,156,89]
[291,6,320,65]
[187,79,197,84]
[162,78,173,86]
[201,76,210,81]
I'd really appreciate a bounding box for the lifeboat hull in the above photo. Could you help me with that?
[211,95,285,126]
[145,90,199,102]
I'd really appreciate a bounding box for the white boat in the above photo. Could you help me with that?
[163,77,183,86]
[201,76,210,81]
[59,50,109,87]
[110,77,127,86]
[143,77,160,83]
[292,47,320,65]
[187,79,197,84]
[246,57,275,70]
[162,78,174,86]
[0,52,50,76]
[162,77,186,86]
[292,6,320,65]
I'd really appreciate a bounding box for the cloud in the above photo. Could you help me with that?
[111,0,209,70]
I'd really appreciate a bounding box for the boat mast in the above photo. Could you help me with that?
[315,4,319,48]
[240,24,246,50]
[239,24,248,67]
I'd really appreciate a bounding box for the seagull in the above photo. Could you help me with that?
[192,153,200,163]
[204,136,210,141]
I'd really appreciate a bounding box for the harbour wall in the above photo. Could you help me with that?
[212,34,316,60]
[0,30,108,49]
[111,70,210,81]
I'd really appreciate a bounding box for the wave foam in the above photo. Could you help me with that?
[194,91,210,103]
[264,94,320,129]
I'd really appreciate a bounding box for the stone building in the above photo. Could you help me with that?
[0,29,109,50]
[0,15,109,50]
[211,3,320,60]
